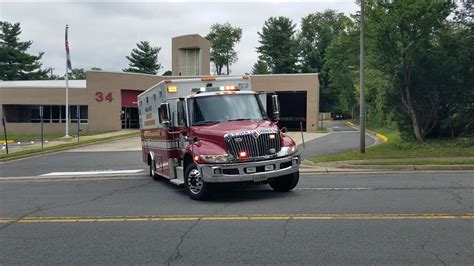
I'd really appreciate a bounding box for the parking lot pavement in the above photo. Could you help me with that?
[1,172,473,264]
[326,120,358,132]
[299,121,376,159]
[0,150,145,177]
[66,137,142,152]
[286,131,329,146]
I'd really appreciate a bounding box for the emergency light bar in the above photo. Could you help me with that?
[191,85,240,93]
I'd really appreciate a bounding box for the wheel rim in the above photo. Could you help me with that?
[187,169,203,195]
[150,160,155,176]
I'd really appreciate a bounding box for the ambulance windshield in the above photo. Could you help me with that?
[189,94,268,126]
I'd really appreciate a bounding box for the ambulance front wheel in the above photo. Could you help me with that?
[269,171,299,192]
[184,163,213,200]
[149,158,161,181]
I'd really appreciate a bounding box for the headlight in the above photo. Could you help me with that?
[277,145,297,157]
[199,154,231,163]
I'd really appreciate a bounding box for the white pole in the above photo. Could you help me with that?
[65,60,69,137]
[65,24,70,137]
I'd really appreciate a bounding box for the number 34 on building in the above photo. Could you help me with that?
[95,92,113,102]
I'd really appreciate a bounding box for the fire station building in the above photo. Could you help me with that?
[0,34,319,134]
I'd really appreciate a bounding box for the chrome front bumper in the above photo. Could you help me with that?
[198,156,300,183]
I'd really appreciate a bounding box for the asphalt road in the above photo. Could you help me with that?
[1,172,473,264]
[300,121,374,158]
[0,151,144,177]
[4,121,451,264]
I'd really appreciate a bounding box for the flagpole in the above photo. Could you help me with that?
[65,24,70,137]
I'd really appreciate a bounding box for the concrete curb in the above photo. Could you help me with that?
[301,159,474,173]
[345,121,387,144]
[337,164,474,171]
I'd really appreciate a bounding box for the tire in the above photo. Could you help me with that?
[184,163,213,200]
[149,158,161,181]
[269,171,299,192]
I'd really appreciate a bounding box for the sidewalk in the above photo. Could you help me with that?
[286,131,330,146]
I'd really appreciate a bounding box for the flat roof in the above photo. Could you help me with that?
[0,80,86,89]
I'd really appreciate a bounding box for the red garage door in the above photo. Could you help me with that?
[121,90,143,129]
[121,90,142,107]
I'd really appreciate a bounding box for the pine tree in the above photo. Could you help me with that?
[251,60,270,74]
[123,41,161,74]
[162,70,172,76]
[0,21,48,80]
[256,17,299,74]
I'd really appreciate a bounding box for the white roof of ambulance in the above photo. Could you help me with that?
[138,76,251,99]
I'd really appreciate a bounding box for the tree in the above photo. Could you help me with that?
[69,68,86,79]
[206,23,242,75]
[366,0,457,142]
[324,21,358,116]
[0,21,48,80]
[256,17,299,74]
[123,41,161,74]
[422,4,474,138]
[162,70,172,76]
[251,60,270,74]
[46,67,87,80]
[45,67,62,80]
[300,10,349,73]
[299,10,350,112]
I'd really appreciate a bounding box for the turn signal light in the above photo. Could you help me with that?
[167,86,178,93]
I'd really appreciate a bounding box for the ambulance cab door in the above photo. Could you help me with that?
[176,98,189,155]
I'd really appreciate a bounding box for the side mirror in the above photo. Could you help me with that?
[160,102,171,128]
[271,94,280,122]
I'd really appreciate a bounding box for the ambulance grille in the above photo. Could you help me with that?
[224,129,281,160]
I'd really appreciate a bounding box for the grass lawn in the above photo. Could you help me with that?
[311,128,474,163]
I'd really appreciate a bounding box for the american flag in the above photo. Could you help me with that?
[65,25,72,70]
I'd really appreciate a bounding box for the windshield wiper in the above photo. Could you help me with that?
[194,120,220,126]
[228,118,251,121]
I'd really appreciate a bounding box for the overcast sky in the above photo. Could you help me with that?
[1,0,358,76]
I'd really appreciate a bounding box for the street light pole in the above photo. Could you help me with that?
[359,0,366,153]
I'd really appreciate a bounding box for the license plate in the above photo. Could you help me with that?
[253,174,267,182]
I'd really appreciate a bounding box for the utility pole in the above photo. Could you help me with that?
[359,0,366,153]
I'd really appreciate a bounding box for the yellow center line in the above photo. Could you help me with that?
[0,213,473,223]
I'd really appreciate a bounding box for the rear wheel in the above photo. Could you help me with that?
[269,171,299,192]
[149,158,161,181]
[184,163,212,200]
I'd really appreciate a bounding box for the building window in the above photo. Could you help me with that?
[52,105,61,123]
[2,105,88,124]
[178,48,200,76]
